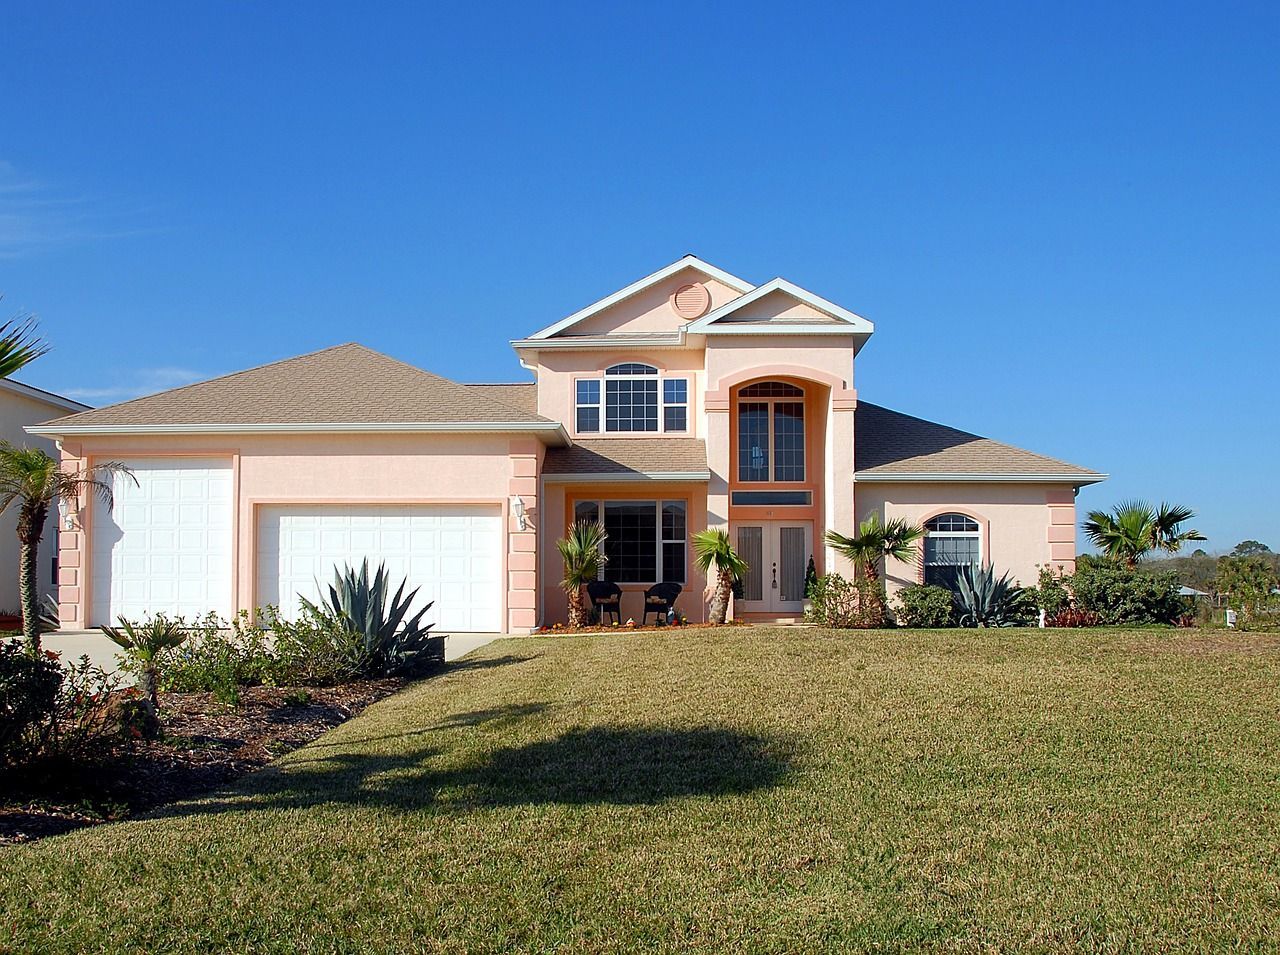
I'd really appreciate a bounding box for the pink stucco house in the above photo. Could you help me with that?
[30,256,1104,632]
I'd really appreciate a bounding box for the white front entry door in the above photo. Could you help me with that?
[256,504,503,633]
[734,521,813,614]
[91,458,234,625]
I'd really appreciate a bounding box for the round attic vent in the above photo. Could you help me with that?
[671,282,711,319]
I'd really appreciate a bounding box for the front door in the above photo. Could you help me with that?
[734,521,813,615]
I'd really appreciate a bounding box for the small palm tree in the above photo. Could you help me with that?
[0,443,134,650]
[100,615,188,707]
[0,312,49,379]
[557,520,608,629]
[825,512,925,585]
[1082,500,1205,568]
[692,528,749,625]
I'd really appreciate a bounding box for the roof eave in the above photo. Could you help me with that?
[542,470,711,484]
[26,420,572,446]
[854,471,1108,486]
[0,378,91,414]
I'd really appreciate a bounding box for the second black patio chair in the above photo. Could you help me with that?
[641,581,682,626]
[586,580,623,625]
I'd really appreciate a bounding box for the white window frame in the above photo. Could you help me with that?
[572,498,686,585]
[572,365,689,436]
[923,513,982,585]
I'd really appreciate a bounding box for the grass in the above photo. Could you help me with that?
[2,627,1279,952]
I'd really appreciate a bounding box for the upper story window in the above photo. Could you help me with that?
[737,381,805,483]
[923,513,981,590]
[575,364,688,434]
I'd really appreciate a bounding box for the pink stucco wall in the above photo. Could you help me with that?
[57,432,536,632]
[853,481,1078,599]
[569,267,743,337]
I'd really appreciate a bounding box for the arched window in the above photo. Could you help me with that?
[924,513,981,590]
[603,363,658,432]
[737,381,805,482]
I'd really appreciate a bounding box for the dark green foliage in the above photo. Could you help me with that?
[804,574,886,628]
[0,642,61,765]
[1215,556,1280,631]
[803,556,819,599]
[954,564,1029,628]
[1232,540,1272,557]
[301,560,444,678]
[1069,564,1182,625]
[891,585,955,628]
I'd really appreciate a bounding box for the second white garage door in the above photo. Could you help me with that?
[256,504,503,633]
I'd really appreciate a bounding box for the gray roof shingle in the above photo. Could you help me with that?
[543,439,709,478]
[39,344,553,429]
[854,402,1103,481]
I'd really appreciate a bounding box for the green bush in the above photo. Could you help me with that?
[1026,565,1072,616]
[1215,556,1280,631]
[1069,564,1182,625]
[891,585,955,628]
[0,642,61,765]
[805,574,886,629]
[262,606,367,685]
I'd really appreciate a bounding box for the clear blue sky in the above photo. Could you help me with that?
[3,2,1277,552]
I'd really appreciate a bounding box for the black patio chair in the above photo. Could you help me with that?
[642,581,682,626]
[587,580,623,625]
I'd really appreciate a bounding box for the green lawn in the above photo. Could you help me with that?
[3,628,1279,952]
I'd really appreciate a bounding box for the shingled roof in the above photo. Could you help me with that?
[465,382,538,415]
[543,439,709,480]
[32,344,562,436]
[855,402,1103,483]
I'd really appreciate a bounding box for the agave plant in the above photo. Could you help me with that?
[299,560,444,677]
[100,615,188,706]
[953,563,1027,628]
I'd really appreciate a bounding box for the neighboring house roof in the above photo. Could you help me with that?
[28,344,567,441]
[543,438,710,482]
[466,382,538,415]
[523,254,754,341]
[854,402,1105,485]
[0,377,90,415]
[685,277,875,339]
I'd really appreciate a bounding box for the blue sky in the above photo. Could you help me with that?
[2,2,1277,552]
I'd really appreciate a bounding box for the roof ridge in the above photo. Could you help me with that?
[50,343,372,425]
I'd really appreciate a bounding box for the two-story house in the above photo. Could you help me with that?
[31,256,1104,631]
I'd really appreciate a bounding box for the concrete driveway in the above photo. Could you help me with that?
[38,629,504,678]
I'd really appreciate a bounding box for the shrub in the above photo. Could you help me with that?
[1045,608,1102,628]
[892,585,955,628]
[805,574,886,629]
[262,606,367,686]
[954,564,1030,628]
[161,611,280,700]
[1026,565,1072,616]
[1069,564,1182,625]
[100,615,188,706]
[0,642,61,765]
[1215,556,1280,632]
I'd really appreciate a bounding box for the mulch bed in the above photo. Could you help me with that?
[0,679,402,845]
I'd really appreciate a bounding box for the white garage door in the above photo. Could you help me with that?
[91,458,234,625]
[256,505,503,633]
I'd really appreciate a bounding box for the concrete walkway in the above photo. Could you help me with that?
[39,629,504,677]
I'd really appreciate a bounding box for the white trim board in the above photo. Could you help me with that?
[526,255,755,340]
[686,277,874,335]
[854,471,1107,486]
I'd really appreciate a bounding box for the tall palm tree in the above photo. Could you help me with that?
[825,512,925,585]
[0,313,49,378]
[557,520,608,629]
[0,443,133,650]
[1082,500,1205,568]
[692,528,749,625]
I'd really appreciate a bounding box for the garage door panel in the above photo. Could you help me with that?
[91,458,234,625]
[257,505,503,632]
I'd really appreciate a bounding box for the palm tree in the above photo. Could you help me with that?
[557,520,608,629]
[692,528,749,625]
[0,443,134,650]
[1082,500,1206,568]
[0,312,49,378]
[824,512,925,585]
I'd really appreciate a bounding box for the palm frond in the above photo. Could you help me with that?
[0,315,49,379]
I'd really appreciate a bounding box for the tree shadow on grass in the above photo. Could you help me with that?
[156,725,795,819]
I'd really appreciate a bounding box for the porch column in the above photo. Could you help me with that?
[704,394,731,528]
[826,396,858,577]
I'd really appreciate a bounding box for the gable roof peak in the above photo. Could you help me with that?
[523,254,755,341]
